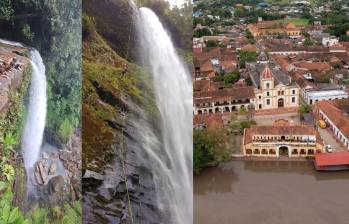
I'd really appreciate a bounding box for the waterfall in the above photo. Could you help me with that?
[136,7,193,224]
[0,39,47,170]
[22,49,47,170]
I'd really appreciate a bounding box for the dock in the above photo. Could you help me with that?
[314,151,349,171]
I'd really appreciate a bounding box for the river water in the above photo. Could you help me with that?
[194,160,349,224]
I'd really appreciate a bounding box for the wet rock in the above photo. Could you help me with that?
[49,162,57,175]
[42,152,49,159]
[48,175,65,193]
[97,188,115,203]
[35,160,48,185]
[83,170,104,181]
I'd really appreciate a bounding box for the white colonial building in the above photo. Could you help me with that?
[302,87,348,105]
[314,99,349,150]
[247,62,300,110]
[193,86,255,115]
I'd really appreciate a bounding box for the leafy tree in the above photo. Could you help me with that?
[299,104,312,114]
[303,37,314,46]
[193,28,212,38]
[239,50,258,68]
[193,129,230,175]
[21,24,34,41]
[224,71,240,85]
[0,0,14,20]
[245,76,253,86]
[206,40,218,47]
[212,75,224,82]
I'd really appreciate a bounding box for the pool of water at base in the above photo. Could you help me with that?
[194,160,349,224]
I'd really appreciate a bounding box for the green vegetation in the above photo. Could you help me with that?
[193,28,212,38]
[0,1,82,145]
[193,129,230,175]
[82,14,159,171]
[229,114,256,135]
[321,11,349,41]
[212,71,240,85]
[303,37,314,46]
[205,40,217,47]
[245,30,255,44]
[224,71,240,85]
[21,24,34,42]
[239,50,258,68]
[299,104,312,114]
[276,18,310,26]
[0,0,14,20]
[0,64,31,150]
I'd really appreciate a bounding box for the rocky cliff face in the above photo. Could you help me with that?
[0,43,30,144]
[82,1,164,223]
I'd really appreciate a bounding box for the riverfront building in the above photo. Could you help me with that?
[243,119,324,157]
[314,99,349,150]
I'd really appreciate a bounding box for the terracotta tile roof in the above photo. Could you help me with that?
[193,80,223,92]
[241,44,258,52]
[315,151,349,166]
[194,86,255,105]
[296,62,332,71]
[200,60,213,72]
[193,114,224,129]
[261,65,273,79]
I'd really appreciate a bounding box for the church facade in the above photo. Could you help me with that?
[246,55,300,110]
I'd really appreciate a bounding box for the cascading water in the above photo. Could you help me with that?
[21,49,47,171]
[0,39,47,171]
[136,7,193,224]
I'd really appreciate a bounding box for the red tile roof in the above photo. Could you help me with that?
[315,151,349,166]
[261,65,273,79]
[193,114,224,129]
[314,99,349,138]
[194,87,255,105]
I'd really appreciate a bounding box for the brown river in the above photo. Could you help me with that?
[194,160,349,224]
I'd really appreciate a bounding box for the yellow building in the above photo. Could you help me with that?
[243,119,324,158]
[247,21,300,37]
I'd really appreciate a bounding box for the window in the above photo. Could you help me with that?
[259,104,262,109]
[266,83,270,89]
[292,97,295,103]
[292,89,296,94]
[258,95,262,99]
[266,91,270,96]
[266,99,270,105]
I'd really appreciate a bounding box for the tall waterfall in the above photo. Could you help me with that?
[136,7,193,224]
[0,39,47,170]
[22,50,47,170]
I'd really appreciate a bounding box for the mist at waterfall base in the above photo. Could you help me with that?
[136,7,193,224]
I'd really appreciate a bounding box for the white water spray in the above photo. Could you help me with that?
[0,39,47,172]
[22,50,47,170]
[136,8,193,224]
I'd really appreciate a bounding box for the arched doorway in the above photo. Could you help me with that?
[279,146,289,156]
[278,98,284,108]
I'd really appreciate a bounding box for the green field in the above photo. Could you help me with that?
[277,18,310,26]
